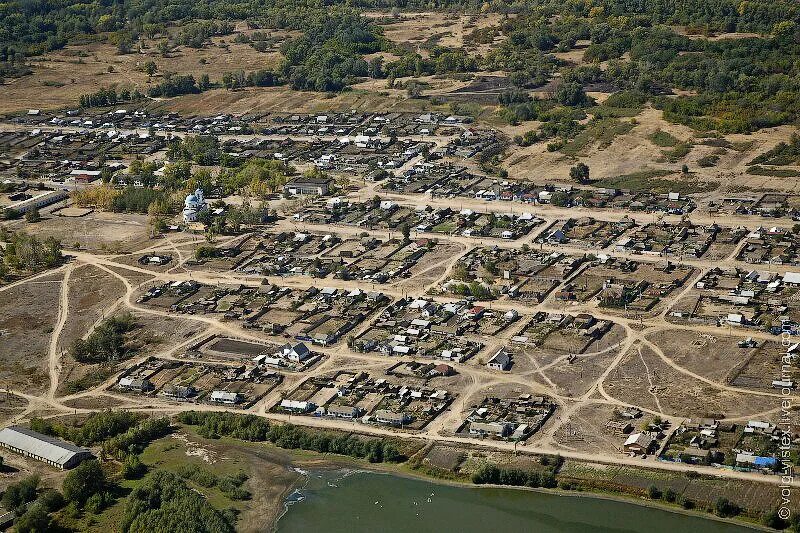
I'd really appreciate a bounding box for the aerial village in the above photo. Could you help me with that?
[2,105,800,475]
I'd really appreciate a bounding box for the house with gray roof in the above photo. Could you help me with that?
[374,410,411,426]
[486,349,512,371]
[327,405,362,419]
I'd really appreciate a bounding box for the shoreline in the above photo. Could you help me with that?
[271,455,770,532]
[271,467,312,533]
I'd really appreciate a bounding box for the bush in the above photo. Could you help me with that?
[62,501,81,519]
[648,129,680,148]
[176,465,250,500]
[122,454,147,480]
[697,155,719,167]
[647,484,662,499]
[603,90,648,109]
[24,208,41,223]
[177,464,218,488]
[85,491,111,514]
[714,497,740,518]
[762,510,788,530]
[218,473,251,501]
[750,134,800,166]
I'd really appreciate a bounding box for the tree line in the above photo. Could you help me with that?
[177,411,405,463]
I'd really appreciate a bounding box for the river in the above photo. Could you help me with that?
[276,469,753,533]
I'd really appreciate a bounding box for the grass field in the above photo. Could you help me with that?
[593,169,719,194]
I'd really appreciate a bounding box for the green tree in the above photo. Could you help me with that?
[62,460,106,507]
[85,491,110,514]
[569,162,590,183]
[199,73,211,90]
[550,191,570,207]
[714,497,740,518]
[143,60,157,77]
[468,281,492,300]
[1,475,39,512]
[761,509,787,530]
[14,503,50,533]
[121,471,234,533]
[161,161,191,190]
[401,223,411,243]
[555,82,590,107]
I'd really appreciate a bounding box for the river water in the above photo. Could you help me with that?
[276,469,752,533]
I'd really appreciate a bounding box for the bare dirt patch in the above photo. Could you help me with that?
[645,329,755,385]
[0,272,63,392]
[58,264,126,351]
[7,211,151,253]
[549,403,628,455]
[160,83,443,116]
[501,107,800,194]
[371,12,503,57]
[603,344,774,419]
[61,395,126,410]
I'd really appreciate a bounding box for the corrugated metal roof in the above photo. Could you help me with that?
[0,426,91,466]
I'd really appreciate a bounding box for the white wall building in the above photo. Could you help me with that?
[183,188,207,223]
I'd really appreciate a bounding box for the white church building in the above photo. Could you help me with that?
[183,188,207,222]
